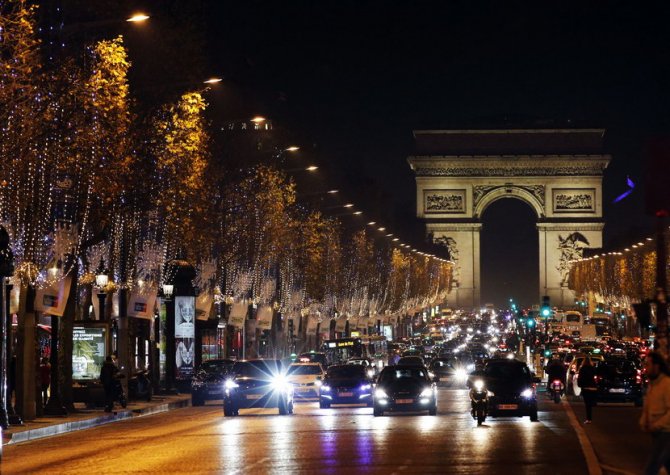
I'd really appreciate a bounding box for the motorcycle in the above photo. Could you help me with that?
[128,370,153,402]
[469,379,488,426]
[547,378,565,404]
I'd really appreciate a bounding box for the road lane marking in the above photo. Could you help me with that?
[562,398,602,475]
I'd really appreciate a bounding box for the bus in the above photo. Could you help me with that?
[322,336,388,368]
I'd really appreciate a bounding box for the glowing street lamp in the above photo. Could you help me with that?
[306,166,318,172]
[285,146,300,152]
[126,13,150,22]
[203,77,223,84]
[251,116,267,124]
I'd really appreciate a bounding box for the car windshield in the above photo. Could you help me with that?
[431,359,454,368]
[327,366,365,378]
[566,314,581,323]
[379,367,427,383]
[485,363,530,382]
[234,361,282,378]
[200,361,231,374]
[348,359,369,366]
[288,365,322,375]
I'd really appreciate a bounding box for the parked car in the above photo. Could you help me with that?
[222,359,294,416]
[373,365,437,416]
[191,359,235,406]
[319,364,374,408]
[287,362,326,399]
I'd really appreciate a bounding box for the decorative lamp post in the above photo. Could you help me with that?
[0,226,13,429]
[95,258,109,321]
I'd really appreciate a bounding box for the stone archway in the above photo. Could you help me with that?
[408,129,610,309]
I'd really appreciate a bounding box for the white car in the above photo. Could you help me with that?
[287,363,326,399]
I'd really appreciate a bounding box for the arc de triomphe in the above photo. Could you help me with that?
[408,129,610,309]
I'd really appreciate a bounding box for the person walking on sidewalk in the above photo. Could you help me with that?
[100,356,118,412]
[39,357,51,407]
[577,357,598,424]
[640,351,670,474]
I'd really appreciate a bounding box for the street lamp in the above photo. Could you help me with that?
[95,258,109,321]
[162,283,174,302]
[203,77,223,85]
[126,13,151,23]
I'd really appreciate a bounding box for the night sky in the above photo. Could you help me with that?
[70,1,670,308]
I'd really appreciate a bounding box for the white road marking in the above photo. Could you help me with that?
[562,398,603,475]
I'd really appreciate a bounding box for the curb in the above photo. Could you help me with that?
[2,397,191,446]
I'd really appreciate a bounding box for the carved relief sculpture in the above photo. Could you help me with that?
[556,232,590,286]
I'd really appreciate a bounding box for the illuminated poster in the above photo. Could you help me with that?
[72,326,106,380]
[159,302,167,384]
[175,296,195,380]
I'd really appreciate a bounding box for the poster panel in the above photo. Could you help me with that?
[175,296,195,380]
[256,305,273,331]
[335,316,347,332]
[196,293,213,321]
[72,326,107,380]
[306,315,318,336]
[228,302,248,329]
[127,291,157,319]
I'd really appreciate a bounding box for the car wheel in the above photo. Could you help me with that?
[223,403,237,417]
[373,407,383,417]
[529,406,539,422]
[476,408,485,425]
[288,401,294,414]
[319,401,331,409]
[554,392,561,404]
[429,405,437,416]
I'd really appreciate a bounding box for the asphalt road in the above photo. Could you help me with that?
[2,387,593,474]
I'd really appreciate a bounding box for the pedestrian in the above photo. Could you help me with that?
[7,355,16,410]
[577,357,598,424]
[100,355,118,412]
[640,351,670,474]
[39,357,51,407]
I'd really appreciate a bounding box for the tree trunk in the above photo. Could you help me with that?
[16,284,36,420]
[60,260,79,411]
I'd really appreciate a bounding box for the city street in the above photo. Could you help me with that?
[3,388,594,474]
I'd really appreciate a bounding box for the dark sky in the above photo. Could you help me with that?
[77,1,666,308]
[198,1,670,307]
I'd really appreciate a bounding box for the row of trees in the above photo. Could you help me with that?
[1,2,453,339]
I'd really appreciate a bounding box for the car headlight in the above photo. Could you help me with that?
[473,379,485,391]
[321,385,331,392]
[521,388,533,398]
[375,389,388,399]
[420,388,433,398]
[367,369,376,378]
[428,371,435,379]
[467,364,475,371]
[487,390,495,397]
[271,375,291,392]
[455,368,468,381]
[360,384,372,391]
[224,379,239,390]
[315,379,323,387]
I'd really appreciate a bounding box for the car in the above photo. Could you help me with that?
[568,354,605,394]
[397,355,425,366]
[222,359,294,416]
[373,365,437,416]
[428,357,458,385]
[319,364,374,408]
[479,359,539,421]
[347,357,378,378]
[190,358,235,406]
[298,351,329,368]
[287,362,326,399]
[590,358,643,405]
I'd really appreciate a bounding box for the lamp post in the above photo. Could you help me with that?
[0,227,14,429]
[95,258,109,321]
[161,279,177,394]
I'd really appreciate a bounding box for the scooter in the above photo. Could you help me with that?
[128,370,153,402]
[547,379,565,404]
[469,379,488,426]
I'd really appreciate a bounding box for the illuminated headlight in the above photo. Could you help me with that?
[375,389,389,399]
[487,390,495,397]
[315,379,323,387]
[360,384,372,391]
[521,388,533,398]
[506,353,515,360]
[428,371,435,379]
[224,379,239,390]
[367,369,375,378]
[473,380,485,391]
[271,375,292,392]
[467,364,475,371]
[320,385,331,392]
[420,388,433,398]
[455,368,468,381]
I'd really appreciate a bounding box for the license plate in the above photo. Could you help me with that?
[208,390,220,395]
[296,387,310,392]
[339,392,353,397]
[498,404,518,410]
[609,388,626,393]
[396,399,414,404]
[246,394,262,400]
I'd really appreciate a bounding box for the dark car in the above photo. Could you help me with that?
[481,359,539,421]
[373,365,437,416]
[397,355,425,366]
[595,358,643,405]
[191,359,235,406]
[298,352,329,368]
[428,358,457,385]
[222,359,294,416]
[319,364,374,408]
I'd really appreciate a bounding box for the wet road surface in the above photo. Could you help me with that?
[3,388,589,474]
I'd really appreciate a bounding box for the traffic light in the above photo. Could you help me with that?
[526,317,536,328]
[540,295,551,318]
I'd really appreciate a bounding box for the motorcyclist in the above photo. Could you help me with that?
[545,354,566,386]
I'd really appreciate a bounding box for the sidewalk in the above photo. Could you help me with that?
[1,394,191,446]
